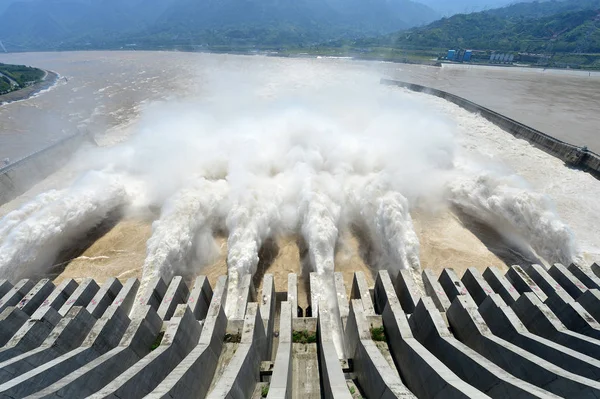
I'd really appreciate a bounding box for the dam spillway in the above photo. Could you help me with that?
[0,265,597,397]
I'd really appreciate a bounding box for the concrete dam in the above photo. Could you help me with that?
[0,265,598,397]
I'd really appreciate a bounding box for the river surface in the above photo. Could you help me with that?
[1,52,600,161]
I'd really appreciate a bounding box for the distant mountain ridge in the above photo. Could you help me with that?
[0,0,438,50]
[350,0,600,54]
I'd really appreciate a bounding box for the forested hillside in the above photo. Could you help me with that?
[352,0,600,53]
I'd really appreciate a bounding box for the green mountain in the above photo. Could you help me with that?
[0,0,438,50]
[351,0,600,54]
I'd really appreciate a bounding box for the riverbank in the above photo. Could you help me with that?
[0,69,59,105]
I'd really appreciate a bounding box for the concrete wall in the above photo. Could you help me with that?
[381,79,600,179]
[0,131,94,205]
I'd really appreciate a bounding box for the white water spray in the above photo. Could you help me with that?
[448,168,579,265]
[141,178,228,295]
[0,171,128,280]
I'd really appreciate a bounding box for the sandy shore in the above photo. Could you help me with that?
[0,70,58,106]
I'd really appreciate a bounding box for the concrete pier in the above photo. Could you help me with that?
[479,294,600,381]
[27,305,162,398]
[0,279,35,313]
[410,296,555,398]
[146,276,228,399]
[373,271,488,398]
[86,278,122,319]
[316,301,352,399]
[548,264,588,299]
[506,265,548,302]
[523,264,600,340]
[267,301,293,399]
[482,267,520,305]
[395,269,421,313]
[88,304,202,398]
[207,303,267,399]
[110,278,140,316]
[569,264,600,290]
[421,269,452,313]
[512,292,600,359]
[0,306,130,397]
[58,278,99,316]
[345,299,416,398]
[0,266,597,398]
[16,279,54,316]
[448,296,600,397]
[157,276,189,321]
[187,276,212,320]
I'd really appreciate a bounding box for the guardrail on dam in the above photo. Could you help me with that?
[0,131,94,205]
[0,264,598,397]
[381,78,600,179]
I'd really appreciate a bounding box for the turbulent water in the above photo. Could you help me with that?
[0,52,599,356]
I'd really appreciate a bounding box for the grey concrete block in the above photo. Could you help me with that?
[522,264,575,308]
[316,300,352,399]
[506,265,548,302]
[439,268,477,308]
[482,267,520,305]
[591,263,600,280]
[87,278,122,319]
[58,278,99,316]
[26,305,162,398]
[480,294,600,381]
[569,264,600,290]
[0,306,63,363]
[288,273,298,318]
[229,273,256,322]
[421,269,452,313]
[351,272,375,317]
[187,275,212,320]
[334,272,349,328]
[512,292,600,360]
[0,306,96,385]
[267,301,293,399]
[578,289,600,323]
[135,276,168,312]
[310,272,320,318]
[0,279,35,313]
[448,295,600,398]
[32,279,77,315]
[0,280,13,298]
[208,303,267,399]
[548,264,588,300]
[374,271,488,399]
[410,296,556,398]
[0,307,29,347]
[347,299,416,399]
[524,264,600,340]
[261,274,276,357]
[147,278,228,399]
[110,278,140,316]
[88,304,202,398]
[395,269,421,314]
[462,267,495,306]
[157,276,189,321]
[16,279,54,316]
[0,306,131,397]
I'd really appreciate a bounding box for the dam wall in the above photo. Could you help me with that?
[0,131,94,205]
[0,264,597,397]
[381,79,600,179]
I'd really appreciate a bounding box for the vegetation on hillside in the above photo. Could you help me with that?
[351,4,600,54]
[0,63,45,95]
